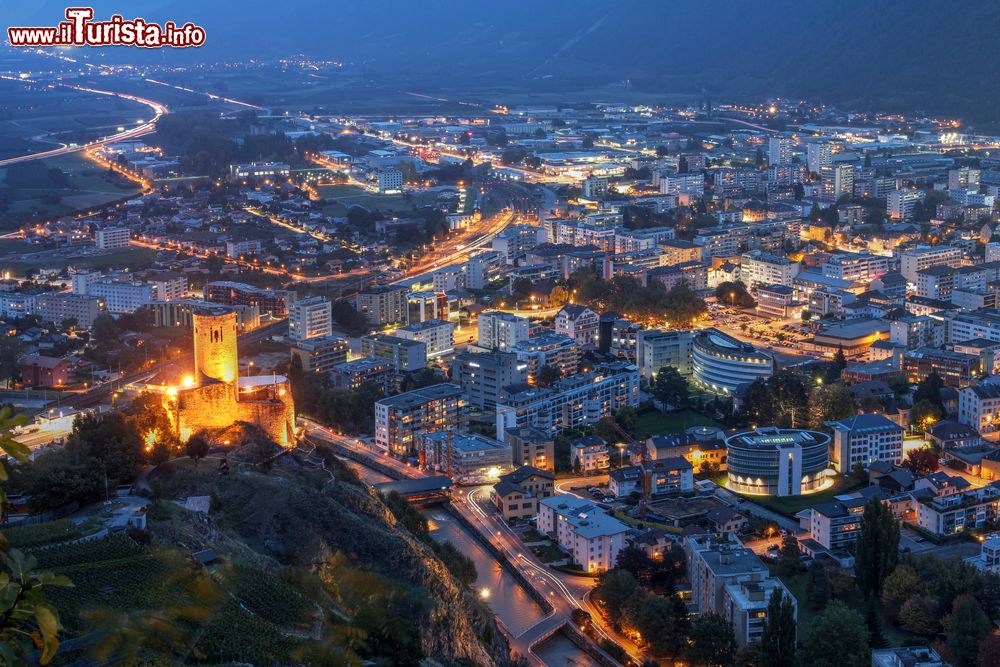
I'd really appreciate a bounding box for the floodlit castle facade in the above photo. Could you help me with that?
[168,306,295,447]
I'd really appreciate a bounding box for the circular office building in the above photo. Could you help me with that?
[692,328,773,395]
[726,428,831,497]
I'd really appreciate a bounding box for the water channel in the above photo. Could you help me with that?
[341,457,592,665]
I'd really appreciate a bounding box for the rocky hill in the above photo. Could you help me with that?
[23,451,509,665]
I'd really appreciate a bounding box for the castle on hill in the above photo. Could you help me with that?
[166,306,295,447]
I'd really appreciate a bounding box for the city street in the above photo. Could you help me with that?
[301,419,644,664]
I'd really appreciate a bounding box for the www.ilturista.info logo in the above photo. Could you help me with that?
[7,7,206,48]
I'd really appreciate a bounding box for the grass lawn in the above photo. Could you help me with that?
[317,183,443,216]
[531,543,566,563]
[633,408,722,438]
[0,153,141,229]
[773,566,917,646]
[748,476,865,517]
[522,528,547,543]
[612,509,683,534]
[4,247,157,277]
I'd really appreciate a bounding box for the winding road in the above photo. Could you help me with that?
[0,80,168,168]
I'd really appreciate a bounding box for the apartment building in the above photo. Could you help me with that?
[395,319,454,358]
[917,482,1000,536]
[635,329,693,379]
[569,435,610,474]
[355,284,407,326]
[827,413,905,473]
[609,458,695,497]
[451,351,527,411]
[205,281,290,317]
[288,296,333,341]
[554,304,600,347]
[360,333,427,372]
[958,384,1000,433]
[899,245,963,283]
[685,536,796,648]
[462,250,501,289]
[144,271,187,301]
[95,227,129,249]
[821,252,891,282]
[887,189,925,221]
[36,293,103,329]
[289,335,350,374]
[496,361,640,440]
[478,311,530,352]
[511,332,580,382]
[941,308,1000,345]
[805,497,865,551]
[538,495,629,572]
[903,347,978,386]
[503,427,556,472]
[330,357,393,393]
[491,466,556,521]
[421,431,512,483]
[374,383,467,455]
[965,534,1000,575]
[740,251,801,287]
[88,280,154,314]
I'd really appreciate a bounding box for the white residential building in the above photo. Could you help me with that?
[538,495,628,572]
[724,577,795,648]
[0,293,36,319]
[822,252,891,282]
[288,296,333,341]
[826,413,905,472]
[554,304,600,347]
[356,285,408,326]
[958,384,1000,433]
[88,280,153,314]
[377,168,403,193]
[95,227,129,249]
[685,535,796,648]
[145,272,187,301]
[569,436,610,473]
[396,319,455,358]
[806,497,865,551]
[740,251,801,287]
[768,136,791,166]
[635,329,694,378]
[478,311,530,352]
[70,271,103,295]
[466,251,504,289]
[965,533,1000,574]
[900,245,963,284]
[432,265,466,292]
[887,189,925,220]
[496,361,640,440]
[659,172,705,197]
[225,239,263,259]
[806,141,832,174]
[820,163,854,199]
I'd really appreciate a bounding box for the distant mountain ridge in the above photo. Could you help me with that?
[6,0,1000,120]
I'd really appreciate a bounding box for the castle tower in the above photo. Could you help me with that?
[192,307,238,386]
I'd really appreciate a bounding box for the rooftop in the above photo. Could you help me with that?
[827,413,904,434]
[376,382,464,409]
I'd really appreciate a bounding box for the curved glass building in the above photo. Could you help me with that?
[692,328,773,395]
[725,427,831,497]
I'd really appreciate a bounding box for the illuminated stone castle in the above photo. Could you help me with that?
[168,306,295,447]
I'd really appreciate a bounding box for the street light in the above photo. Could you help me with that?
[616,443,627,468]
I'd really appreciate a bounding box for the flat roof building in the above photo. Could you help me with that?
[726,428,831,497]
[375,383,466,455]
